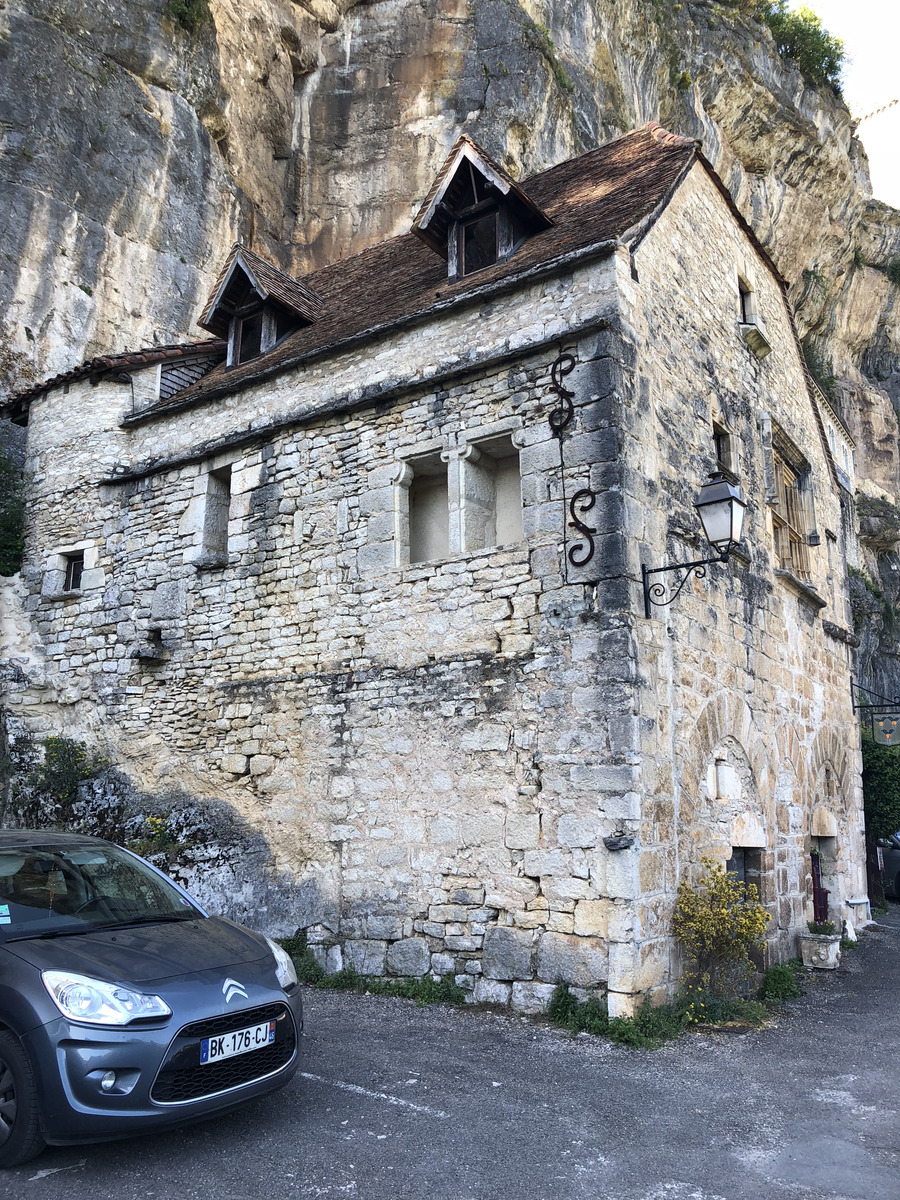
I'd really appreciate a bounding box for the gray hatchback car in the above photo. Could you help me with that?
[0,830,302,1167]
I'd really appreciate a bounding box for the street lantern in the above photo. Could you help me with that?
[693,473,746,554]
[642,473,746,617]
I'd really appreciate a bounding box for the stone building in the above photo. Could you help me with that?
[0,124,867,1015]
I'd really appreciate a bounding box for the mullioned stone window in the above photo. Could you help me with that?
[768,429,818,581]
[392,428,525,567]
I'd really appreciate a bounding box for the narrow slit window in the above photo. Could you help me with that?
[64,553,84,592]
[202,466,232,563]
[713,423,734,475]
[738,277,756,325]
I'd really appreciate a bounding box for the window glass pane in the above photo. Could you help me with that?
[65,554,84,591]
[463,213,497,275]
[238,313,263,363]
[0,843,200,941]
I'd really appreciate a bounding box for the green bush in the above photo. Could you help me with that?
[758,962,804,1003]
[277,934,467,1006]
[760,2,844,89]
[278,932,327,984]
[608,1001,685,1048]
[861,735,900,842]
[29,737,106,807]
[164,0,211,34]
[547,984,610,1035]
[0,445,24,576]
[885,260,900,289]
[671,857,770,995]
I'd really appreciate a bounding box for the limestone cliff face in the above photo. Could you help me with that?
[2,0,899,497]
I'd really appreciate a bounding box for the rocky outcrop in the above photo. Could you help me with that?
[2,0,900,668]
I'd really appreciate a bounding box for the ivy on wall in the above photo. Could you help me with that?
[0,445,24,576]
[861,734,900,843]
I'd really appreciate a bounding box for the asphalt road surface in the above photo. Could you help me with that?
[2,909,898,1200]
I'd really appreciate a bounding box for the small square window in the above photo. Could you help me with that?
[64,553,84,592]
[201,465,232,565]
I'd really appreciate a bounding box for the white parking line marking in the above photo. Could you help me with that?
[299,1072,449,1118]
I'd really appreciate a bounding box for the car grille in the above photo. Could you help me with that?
[151,1002,296,1105]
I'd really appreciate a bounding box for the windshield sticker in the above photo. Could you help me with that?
[0,905,9,915]
[0,916,10,925]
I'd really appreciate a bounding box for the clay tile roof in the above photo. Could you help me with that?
[6,124,700,422]
[197,244,324,337]
[140,124,698,415]
[646,121,697,148]
[2,340,226,417]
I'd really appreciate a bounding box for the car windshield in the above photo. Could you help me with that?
[0,842,201,942]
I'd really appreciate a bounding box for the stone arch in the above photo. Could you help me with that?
[680,692,773,817]
[677,692,774,871]
[810,725,854,821]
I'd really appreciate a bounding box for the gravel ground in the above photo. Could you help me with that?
[2,908,898,1200]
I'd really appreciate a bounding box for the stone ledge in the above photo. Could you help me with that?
[774,568,826,610]
[822,619,861,647]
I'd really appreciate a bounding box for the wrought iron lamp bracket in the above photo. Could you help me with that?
[545,351,599,581]
[642,546,734,619]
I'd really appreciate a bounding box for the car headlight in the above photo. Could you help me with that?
[42,971,172,1025]
[265,937,298,989]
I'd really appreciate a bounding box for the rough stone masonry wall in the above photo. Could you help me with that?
[617,164,866,997]
[3,254,656,1014]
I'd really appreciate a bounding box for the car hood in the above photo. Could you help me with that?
[4,916,270,985]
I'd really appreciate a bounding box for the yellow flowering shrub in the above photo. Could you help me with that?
[672,856,770,995]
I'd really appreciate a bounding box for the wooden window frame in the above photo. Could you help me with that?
[227,306,280,368]
[712,422,736,478]
[64,552,84,592]
[771,449,811,580]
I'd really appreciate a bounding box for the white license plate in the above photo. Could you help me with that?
[200,1019,275,1064]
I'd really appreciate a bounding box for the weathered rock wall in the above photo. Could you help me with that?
[2,0,899,440]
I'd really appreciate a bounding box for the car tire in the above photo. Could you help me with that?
[0,1032,45,1168]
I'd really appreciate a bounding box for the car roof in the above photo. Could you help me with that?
[0,829,113,848]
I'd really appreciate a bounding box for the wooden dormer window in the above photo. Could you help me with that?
[197,244,323,370]
[412,135,552,282]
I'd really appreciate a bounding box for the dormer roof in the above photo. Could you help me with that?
[411,134,552,257]
[197,244,324,338]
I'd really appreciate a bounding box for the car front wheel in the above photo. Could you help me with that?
[0,1032,45,1168]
